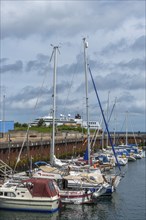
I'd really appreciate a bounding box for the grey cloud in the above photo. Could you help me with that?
[6,83,78,121]
[36,54,49,62]
[25,54,51,76]
[93,73,123,91]
[59,54,105,76]
[101,39,128,55]
[25,53,76,77]
[26,60,48,73]
[100,36,145,56]
[127,74,145,90]
[131,35,145,51]
[116,93,144,115]
[59,62,83,75]
[9,86,49,102]
[56,81,71,94]
[55,55,145,77]
[0,60,23,73]
[2,1,144,40]
[5,85,52,122]
[117,92,136,103]
[118,58,145,71]
[128,104,145,115]
[24,51,144,93]
[0,58,8,63]
[88,71,144,92]
[7,81,71,107]
[90,56,145,73]
[75,72,118,93]
[58,52,83,75]
[89,59,107,70]
[1,3,83,39]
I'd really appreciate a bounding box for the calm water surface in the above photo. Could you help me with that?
[0,158,145,220]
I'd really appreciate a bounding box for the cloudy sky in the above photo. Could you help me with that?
[0,0,145,132]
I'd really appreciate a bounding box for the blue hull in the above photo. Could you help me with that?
[0,207,59,213]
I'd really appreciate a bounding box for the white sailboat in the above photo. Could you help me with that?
[44,41,107,204]
[0,40,112,206]
[83,37,91,166]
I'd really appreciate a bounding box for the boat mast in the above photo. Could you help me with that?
[125,111,128,146]
[113,97,117,146]
[83,37,90,165]
[50,45,59,165]
[106,91,110,147]
[2,94,6,133]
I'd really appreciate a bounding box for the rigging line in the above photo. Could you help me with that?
[29,49,55,123]
[13,73,47,172]
[115,115,126,146]
[62,74,75,117]
[32,72,48,116]
[91,117,103,151]
[14,56,52,171]
[129,116,138,146]
[62,66,76,115]
[33,49,58,115]
[88,65,121,172]
[103,99,117,134]
[62,42,83,116]
[13,124,31,173]
[90,128,97,150]
[107,99,116,125]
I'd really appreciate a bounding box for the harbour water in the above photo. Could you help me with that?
[0,158,145,220]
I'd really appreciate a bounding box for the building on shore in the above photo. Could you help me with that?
[0,120,14,134]
[30,113,102,131]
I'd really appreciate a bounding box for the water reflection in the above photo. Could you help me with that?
[0,210,59,220]
[59,197,115,220]
[0,199,116,220]
[0,159,145,220]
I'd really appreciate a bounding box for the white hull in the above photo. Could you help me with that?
[60,190,93,204]
[0,197,59,212]
[128,156,136,161]
[133,154,142,159]
[92,185,107,198]
[0,178,60,213]
[116,157,128,166]
[112,176,122,189]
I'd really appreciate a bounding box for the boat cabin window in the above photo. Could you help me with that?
[62,179,68,189]
[0,192,3,196]
[4,192,16,197]
[57,179,63,189]
[48,181,56,192]
[57,179,68,189]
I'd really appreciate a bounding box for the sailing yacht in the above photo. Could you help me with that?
[0,40,119,207]
[31,40,110,204]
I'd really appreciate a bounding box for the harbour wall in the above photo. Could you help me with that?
[0,131,145,168]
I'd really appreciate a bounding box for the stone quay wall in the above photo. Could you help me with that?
[0,131,145,169]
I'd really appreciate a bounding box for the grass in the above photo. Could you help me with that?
[14,125,89,134]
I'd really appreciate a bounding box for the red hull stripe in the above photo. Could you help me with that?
[60,193,92,199]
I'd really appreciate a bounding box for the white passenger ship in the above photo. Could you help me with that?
[31,113,102,131]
